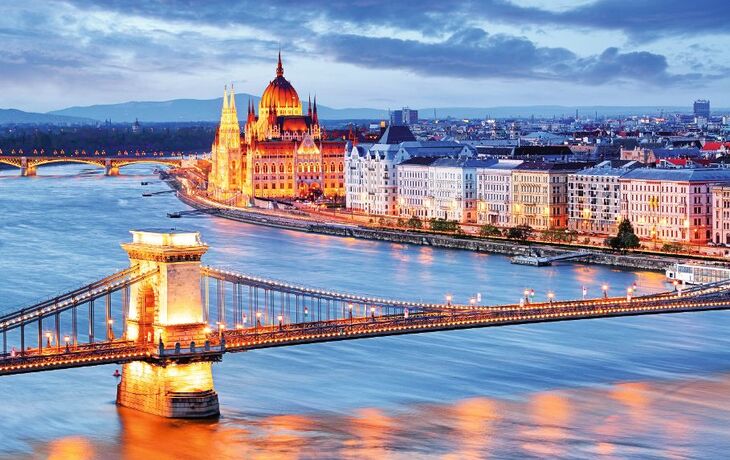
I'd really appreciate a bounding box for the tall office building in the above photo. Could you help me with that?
[390,107,419,126]
[694,99,710,119]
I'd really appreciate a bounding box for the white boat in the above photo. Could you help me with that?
[665,263,730,285]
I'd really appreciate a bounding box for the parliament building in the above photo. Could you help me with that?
[208,53,347,202]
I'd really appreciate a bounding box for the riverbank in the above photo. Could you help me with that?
[165,175,723,273]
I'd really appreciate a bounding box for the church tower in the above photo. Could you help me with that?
[208,85,243,201]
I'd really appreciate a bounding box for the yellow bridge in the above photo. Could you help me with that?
[0,154,182,176]
[2,229,728,418]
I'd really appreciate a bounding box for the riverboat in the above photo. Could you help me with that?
[665,263,730,285]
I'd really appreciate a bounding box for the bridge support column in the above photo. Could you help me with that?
[117,229,219,418]
[20,157,36,177]
[104,160,120,176]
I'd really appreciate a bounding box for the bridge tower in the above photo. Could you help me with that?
[116,229,220,418]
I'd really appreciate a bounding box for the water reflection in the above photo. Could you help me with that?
[11,374,730,459]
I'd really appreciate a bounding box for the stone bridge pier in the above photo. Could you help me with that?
[20,157,36,177]
[104,159,120,176]
[116,229,219,418]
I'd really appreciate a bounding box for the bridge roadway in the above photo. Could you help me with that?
[0,154,182,176]
[2,285,730,376]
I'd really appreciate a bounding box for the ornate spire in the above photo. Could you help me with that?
[228,83,236,112]
[307,94,312,118]
[276,50,283,77]
[312,95,319,125]
[223,85,229,110]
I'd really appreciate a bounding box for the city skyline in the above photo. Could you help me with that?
[2,0,729,113]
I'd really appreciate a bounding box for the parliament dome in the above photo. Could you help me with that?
[260,52,301,111]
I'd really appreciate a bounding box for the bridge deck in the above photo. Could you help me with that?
[2,287,729,376]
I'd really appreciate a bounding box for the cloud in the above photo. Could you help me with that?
[63,0,730,41]
[317,29,707,85]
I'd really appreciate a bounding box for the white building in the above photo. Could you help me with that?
[567,160,639,235]
[345,125,472,216]
[397,158,490,223]
[475,159,522,226]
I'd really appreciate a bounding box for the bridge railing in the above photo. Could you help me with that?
[0,267,158,358]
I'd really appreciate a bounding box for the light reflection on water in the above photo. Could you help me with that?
[1,165,730,459]
[21,375,730,459]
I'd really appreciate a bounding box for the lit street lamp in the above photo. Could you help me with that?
[45,332,52,348]
[64,335,70,353]
[547,292,555,304]
[278,314,283,330]
[602,284,609,299]
[445,294,452,306]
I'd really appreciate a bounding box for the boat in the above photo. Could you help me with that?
[665,263,730,285]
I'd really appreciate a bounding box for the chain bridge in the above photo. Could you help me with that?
[2,229,729,418]
[0,154,181,176]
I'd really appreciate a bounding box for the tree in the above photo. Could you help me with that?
[506,225,533,241]
[479,224,502,237]
[606,218,640,251]
[407,215,423,229]
[430,218,459,232]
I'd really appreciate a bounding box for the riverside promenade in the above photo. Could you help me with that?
[162,172,708,273]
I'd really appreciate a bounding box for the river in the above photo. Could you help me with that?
[1,165,729,459]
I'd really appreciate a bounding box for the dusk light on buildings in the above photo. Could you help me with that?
[2,1,730,458]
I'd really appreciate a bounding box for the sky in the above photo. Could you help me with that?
[1,0,729,113]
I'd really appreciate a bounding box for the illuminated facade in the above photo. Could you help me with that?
[511,162,588,230]
[567,161,639,235]
[475,159,522,226]
[208,53,347,201]
[619,169,730,244]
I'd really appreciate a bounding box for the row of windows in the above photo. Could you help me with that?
[253,162,344,174]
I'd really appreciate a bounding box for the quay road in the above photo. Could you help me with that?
[2,283,727,377]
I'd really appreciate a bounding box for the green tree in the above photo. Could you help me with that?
[606,218,640,251]
[406,215,423,229]
[506,225,533,241]
[479,224,502,237]
[430,218,459,232]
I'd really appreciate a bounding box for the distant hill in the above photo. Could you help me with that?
[48,99,723,123]
[1,100,723,125]
[0,108,95,125]
[48,95,388,123]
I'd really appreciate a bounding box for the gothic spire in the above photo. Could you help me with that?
[228,83,236,112]
[276,49,283,77]
[223,85,229,111]
[312,95,319,124]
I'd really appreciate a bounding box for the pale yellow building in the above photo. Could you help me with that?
[511,162,589,230]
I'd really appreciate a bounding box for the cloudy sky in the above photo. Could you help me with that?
[2,0,728,112]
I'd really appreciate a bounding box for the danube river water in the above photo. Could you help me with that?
[2,165,730,459]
